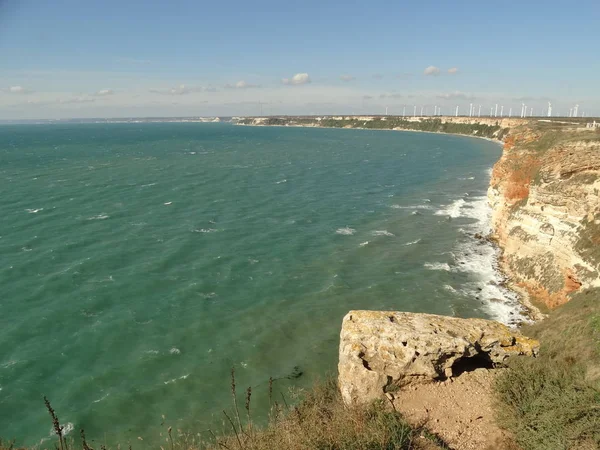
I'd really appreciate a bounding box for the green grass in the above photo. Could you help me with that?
[494,288,600,450]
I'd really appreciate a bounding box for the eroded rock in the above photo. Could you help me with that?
[338,310,539,405]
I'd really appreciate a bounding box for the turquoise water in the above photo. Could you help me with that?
[0,123,522,446]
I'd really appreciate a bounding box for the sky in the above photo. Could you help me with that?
[1,0,599,119]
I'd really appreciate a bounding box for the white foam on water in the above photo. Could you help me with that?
[391,204,432,210]
[359,241,369,247]
[199,292,218,299]
[26,208,43,213]
[193,228,219,233]
[336,227,355,235]
[404,239,421,246]
[276,179,287,184]
[443,284,457,293]
[164,201,172,205]
[169,347,181,355]
[49,422,74,437]
[93,393,110,403]
[435,198,466,218]
[449,192,530,325]
[164,374,189,385]
[87,214,109,220]
[424,262,452,271]
[372,230,394,237]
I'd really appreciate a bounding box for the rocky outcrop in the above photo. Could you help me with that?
[338,311,539,405]
[489,124,600,308]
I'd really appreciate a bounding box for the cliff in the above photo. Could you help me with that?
[488,121,600,309]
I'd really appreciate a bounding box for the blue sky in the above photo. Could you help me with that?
[1,0,599,119]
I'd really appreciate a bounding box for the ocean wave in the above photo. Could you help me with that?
[87,214,109,220]
[404,239,421,246]
[434,198,466,218]
[372,230,394,237]
[336,227,355,235]
[49,422,74,437]
[359,241,369,247]
[390,204,431,210]
[424,262,452,271]
[92,393,110,404]
[276,179,287,184]
[164,374,189,385]
[169,347,181,355]
[26,208,43,214]
[447,189,529,325]
[193,228,219,233]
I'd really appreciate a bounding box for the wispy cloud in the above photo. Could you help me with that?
[513,95,552,102]
[282,73,311,85]
[149,84,210,95]
[4,85,33,94]
[423,66,441,76]
[447,67,459,74]
[21,96,96,106]
[95,89,114,96]
[339,75,355,82]
[224,80,260,89]
[436,90,476,100]
[379,93,403,99]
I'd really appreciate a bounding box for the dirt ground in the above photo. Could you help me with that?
[392,368,520,450]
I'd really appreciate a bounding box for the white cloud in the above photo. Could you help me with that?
[149,84,208,95]
[5,86,32,94]
[339,75,355,82]
[224,80,260,89]
[423,66,441,76]
[436,91,476,100]
[447,67,459,74]
[22,96,96,106]
[379,93,403,99]
[95,89,114,96]
[282,73,311,85]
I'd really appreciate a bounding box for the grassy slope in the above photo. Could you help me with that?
[495,288,600,450]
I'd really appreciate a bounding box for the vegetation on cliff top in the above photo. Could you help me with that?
[237,116,508,140]
[1,376,446,450]
[495,288,600,450]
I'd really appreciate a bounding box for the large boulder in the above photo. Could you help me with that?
[338,310,539,405]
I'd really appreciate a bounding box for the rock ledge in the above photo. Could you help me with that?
[338,310,539,405]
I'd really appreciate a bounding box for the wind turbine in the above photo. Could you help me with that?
[500,105,504,117]
[403,106,406,117]
[509,107,512,118]
[495,104,498,117]
[478,105,482,117]
[455,105,459,117]
[547,102,552,117]
[414,105,417,117]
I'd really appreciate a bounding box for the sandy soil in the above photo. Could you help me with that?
[392,368,519,450]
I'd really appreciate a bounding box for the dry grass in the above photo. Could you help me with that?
[205,377,439,450]
[494,288,600,450]
[2,374,445,450]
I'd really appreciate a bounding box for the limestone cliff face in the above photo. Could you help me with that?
[488,124,600,309]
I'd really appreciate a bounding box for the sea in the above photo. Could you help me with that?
[0,123,525,446]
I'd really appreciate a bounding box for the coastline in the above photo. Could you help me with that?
[237,120,534,326]
[236,121,506,146]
